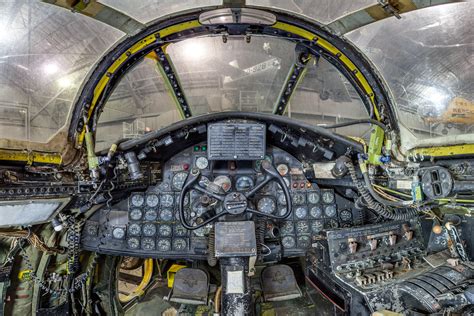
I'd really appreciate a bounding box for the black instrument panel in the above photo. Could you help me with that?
[82,142,360,259]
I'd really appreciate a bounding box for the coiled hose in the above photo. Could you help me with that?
[345,161,419,220]
[207,226,217,267]
[256,218,266,261]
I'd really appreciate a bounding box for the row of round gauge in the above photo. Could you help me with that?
[126,237,187,252]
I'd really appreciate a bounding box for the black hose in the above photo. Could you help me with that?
[323,119,388,133]
[346,161,419,220]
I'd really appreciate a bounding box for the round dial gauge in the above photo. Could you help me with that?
[112,227,125,239]
[327,219,339,229]
[158,224,172,237]
[297,236,311,248]
[195,156,209,169]
[277,193,286,205]
[257,197,276,214]
[324,205,337,218]
[322,190,335,204]
[157,239,171,252]
[174,224,187,237]
[339,210,352,222]
[144,210,158,221]
[292,193,305,205]
[235,176,254,191]
[214,175,232,192]
[295,207,308,219]
[278,207,288,217]
[129,209,143,221]
[128,223,141,236]
[127,237,140,249]
[282,236,296,248]
[86,224,98,236]
[295,221,310,234]
[160,194,174,208]
[307,192,320,204]
[142,223,156,237]
[280,221,294,235]
[145,194,159,207]
[276,164,289,176]
[130,194,144,207]
[160,209,173,221]
[172,172,188,191]
[141,237,155,250]
[173,238,187,251]
[311,220,324,233]
[255,155,273,172]
[310,206,322,219]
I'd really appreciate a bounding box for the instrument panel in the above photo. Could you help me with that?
[82,142,360,259]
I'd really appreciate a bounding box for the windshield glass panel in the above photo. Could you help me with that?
[247,0,375,24]
[166,36,296,115]
[96,58,179,152]
[0,1,123,143]
[287,58,370,139]
[98,0,222,24]
[346,3,474,147]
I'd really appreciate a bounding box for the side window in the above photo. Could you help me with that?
[95,58,180,151]
[287,58,371,139]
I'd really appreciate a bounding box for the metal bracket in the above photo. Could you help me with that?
[153,47,193,119]
[273,45,313,115]
[377,0,402,19]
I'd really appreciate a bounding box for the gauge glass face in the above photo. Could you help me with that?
[327,219,339,229]
[158,224,172,237]
[255,155,273,172]
[127,237,140,249]
[339,210,352,222]
[213,175,232,192]
[278,207,288,217]
[322,190,335,204]
[324,205,337,217]
[145,194,159,207]
[310,206,322,219]
[157,239,171,251]
[276,164,289,176]
[172,172,188,191]
[173,238,187,251]
[112,227,125,239]
[141,237,155,250]
[130,194,144,207]
[282,236,296,248]
[295,207,308,219]
[160,209,173,221]
[295,221,310,234]
[174,224,187,237]
[144,210,158,221]
[311,220,324,232]
[307,192,320,204]
[161,194,174,208]
[129,209,143,221]
[277,193,286,205]
[280,221,294,235]
[128,223,141,236]
[142,223,156,237]
[297,236,311,248]
[195,156,209,169]
[257,197,276,214]
[235,176,254,191]
[292,193,305,205]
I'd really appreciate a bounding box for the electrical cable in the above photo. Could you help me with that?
[322,119,388,133]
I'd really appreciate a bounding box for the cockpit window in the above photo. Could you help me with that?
[95,58,179,151]
[0,1,123,143]
[346,3,474,148]
[285,57,370,139]
[165,36,296,115]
